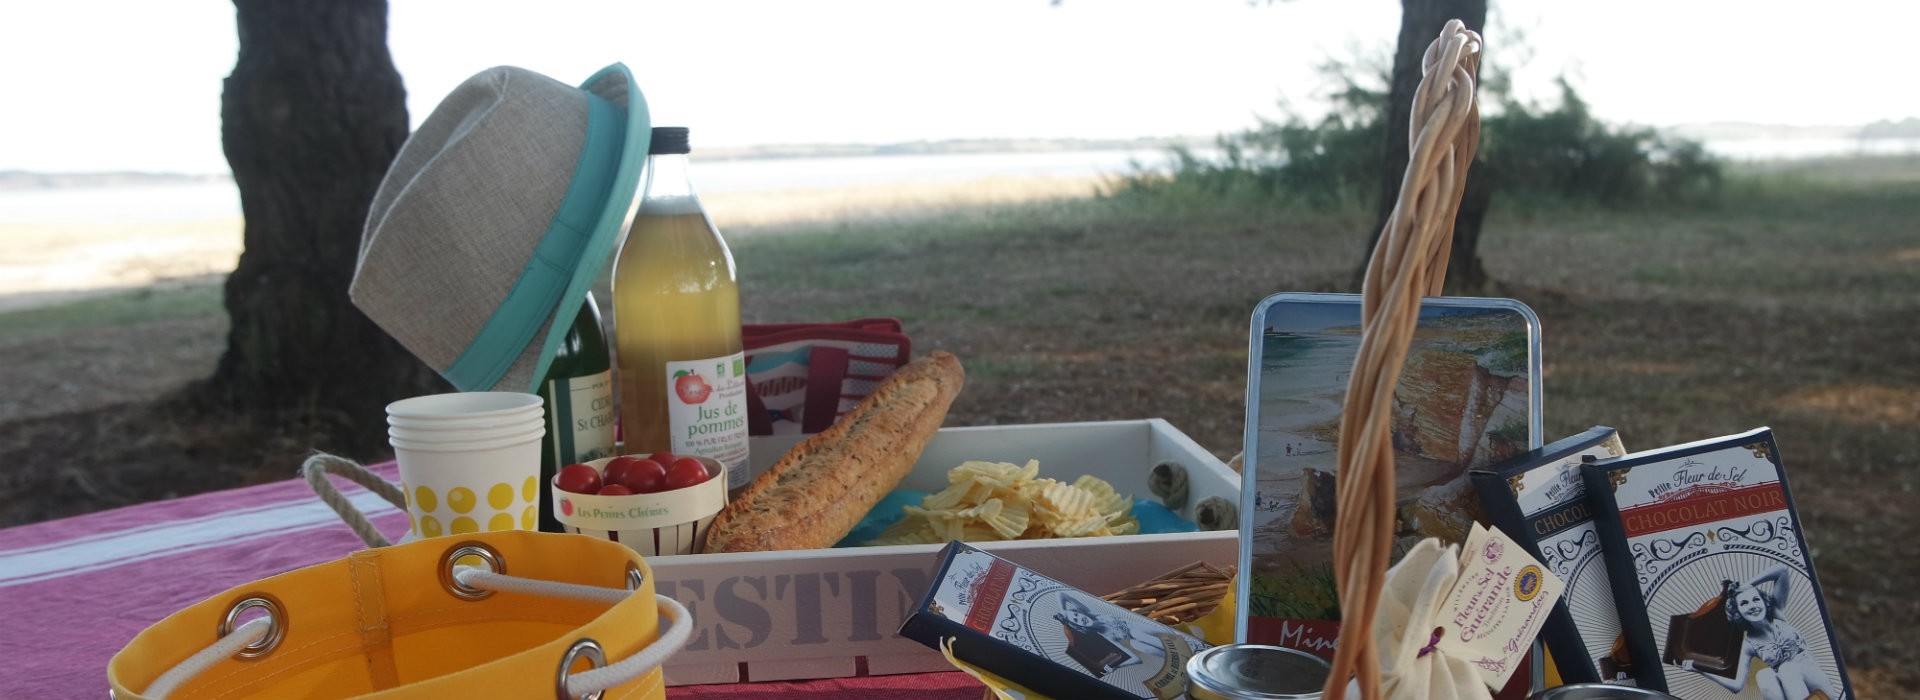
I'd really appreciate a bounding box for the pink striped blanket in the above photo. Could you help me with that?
[0,462,979,699]
[0,462,411,697]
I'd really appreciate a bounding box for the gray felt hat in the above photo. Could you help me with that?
[351,64,649,393]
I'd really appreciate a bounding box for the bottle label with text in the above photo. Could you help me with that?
[547,369,617,465]
[665,353,751,490]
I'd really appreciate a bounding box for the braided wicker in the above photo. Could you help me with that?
[1325,19,1483,700]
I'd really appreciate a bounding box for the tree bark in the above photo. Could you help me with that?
[198,0,446,447]
[1354,0,1492,295]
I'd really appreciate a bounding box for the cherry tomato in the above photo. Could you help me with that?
[555,463,601,494]
[602,456,646,490]
[596,484,633,496]
[614,458,667,493]
[647,451,678,466]
[664,457,711,491]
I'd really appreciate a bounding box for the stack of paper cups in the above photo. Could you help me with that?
[386,392,546,539]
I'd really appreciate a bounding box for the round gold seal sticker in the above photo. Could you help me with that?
[1514,565,1545,602]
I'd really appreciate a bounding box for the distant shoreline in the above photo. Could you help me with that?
[692,135,1215,162]
[8,121,1918,188]
[0,173,1106,311]
[0,171,233,191]
[0,137,1215,189]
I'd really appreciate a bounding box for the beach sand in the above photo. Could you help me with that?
[0,176,1105,313]
[0,218,242,312]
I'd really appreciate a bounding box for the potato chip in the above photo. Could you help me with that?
[1034,481,1095,519]
[920,484,971,512]
[865,459,1138,546]
[1073,474,1132,511]
[950,497,1002,523]
[981,498,1031,539]
[958,522,1004,542]
[1053,514,1108,537]
[948,460,1021,484]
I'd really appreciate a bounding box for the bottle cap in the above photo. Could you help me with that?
[649,127,691,155]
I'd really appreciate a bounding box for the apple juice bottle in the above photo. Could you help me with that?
[612,126,751,494]
[536,295,617,532]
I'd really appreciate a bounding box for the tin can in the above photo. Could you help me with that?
[1527,684,1682,700]
[1185,644,1330,700]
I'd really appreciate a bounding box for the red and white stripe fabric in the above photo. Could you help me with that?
[0,463,408,696]
[0,461,979,699]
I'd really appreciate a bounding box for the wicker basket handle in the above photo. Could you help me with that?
[1325,19,1483,700]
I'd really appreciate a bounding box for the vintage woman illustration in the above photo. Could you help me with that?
[1052,595,1167,677]
[1679,566,1833,700]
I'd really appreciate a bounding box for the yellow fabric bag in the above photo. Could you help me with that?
[108,531,686,700]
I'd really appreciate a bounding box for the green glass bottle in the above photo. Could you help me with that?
[537,295,617,532]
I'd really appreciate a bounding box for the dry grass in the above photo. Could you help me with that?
[0,157,1915,695]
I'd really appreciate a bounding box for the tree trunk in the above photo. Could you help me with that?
[1445,160,1492,294]
[197,0,446,450]
[1353,0,1492,295]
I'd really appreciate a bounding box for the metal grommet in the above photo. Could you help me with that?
[556,637,607,700]
[438,541,505,600]
[218,593,286,660]
[625,561,645,591]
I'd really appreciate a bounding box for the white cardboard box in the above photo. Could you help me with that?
[648,419,1240,685]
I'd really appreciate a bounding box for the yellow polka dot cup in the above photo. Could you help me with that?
[551,454,726,556]
[386,392,546,539]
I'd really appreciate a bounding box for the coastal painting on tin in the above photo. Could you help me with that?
[1236,293,1542,668]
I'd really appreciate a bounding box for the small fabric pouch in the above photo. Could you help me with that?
[1348,538,1491,700]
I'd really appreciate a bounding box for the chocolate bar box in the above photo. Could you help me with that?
[899,542,1210,699]
[1471,426,1633,685]
[1582,427,1853,698]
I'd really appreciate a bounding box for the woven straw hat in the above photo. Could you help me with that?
[351,64,650,393]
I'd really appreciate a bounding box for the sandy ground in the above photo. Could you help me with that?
[0,219,243,312]
[0,175,1111,428]
[0,176,1105,312]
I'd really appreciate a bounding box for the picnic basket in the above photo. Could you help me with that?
[1327,18,1485,700]
[963,25,1488,700]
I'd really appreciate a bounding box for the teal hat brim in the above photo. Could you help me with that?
[520,64,649,392]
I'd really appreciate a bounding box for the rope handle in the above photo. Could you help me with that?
[302,452,405,549]
[140,570,691,699]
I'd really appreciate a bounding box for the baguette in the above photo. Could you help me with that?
[703,351,966,553]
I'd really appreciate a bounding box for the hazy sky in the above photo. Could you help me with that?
[3,0,1913,174]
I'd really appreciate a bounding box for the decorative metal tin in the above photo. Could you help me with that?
[1527,683,1682,700]
[1185,644,1330,700]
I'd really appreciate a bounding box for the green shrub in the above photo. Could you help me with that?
[1119,60,1723,209]
[1480,79,1722,205]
